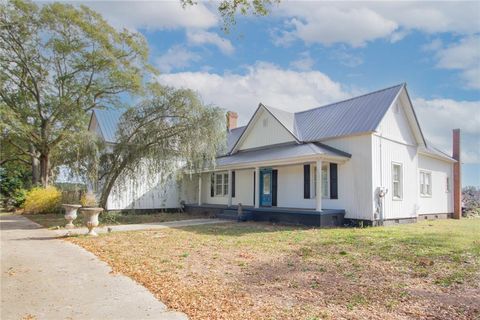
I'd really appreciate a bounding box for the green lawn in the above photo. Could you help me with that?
[23,210,209,229]
[70,218,480,320]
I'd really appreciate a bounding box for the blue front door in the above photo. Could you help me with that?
[260,168,272,207]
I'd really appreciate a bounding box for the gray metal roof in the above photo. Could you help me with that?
[227,126,246,151]
[217,142,351,167]
[421,141,456,162]
[295,83,404,141]
[92,109,122,143]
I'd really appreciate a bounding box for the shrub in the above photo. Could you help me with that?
[23,186,61,214]
[11,188,28,208]
[80,192,98,207]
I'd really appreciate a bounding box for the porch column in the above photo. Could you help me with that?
[227,170,233,207]
[316,160,322,212]
[254,167,260,208]
[198,174,202,206]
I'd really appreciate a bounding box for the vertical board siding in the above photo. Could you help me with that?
[237,108,295,151]
[372,135,418,220]
[106,163,179,210]
[322,134,374,220]
[418,155,453,214]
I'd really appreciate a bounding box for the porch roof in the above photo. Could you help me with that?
[216,142,351,168]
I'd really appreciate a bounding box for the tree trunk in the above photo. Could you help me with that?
[30,144,40,185]
[99,160,129,208]
[39,153,50,187]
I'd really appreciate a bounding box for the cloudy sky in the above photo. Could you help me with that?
[80,1,479,186]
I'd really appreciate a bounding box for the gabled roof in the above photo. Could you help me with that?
[89,109,123,144]
[227,83,411,153]
[420,141,456,162]
[227,126,246,151]
[295,83,404,141]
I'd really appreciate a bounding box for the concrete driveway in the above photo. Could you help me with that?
[1,214,187,320]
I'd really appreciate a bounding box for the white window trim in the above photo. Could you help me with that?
[392,162,403,201]
[419,170,432,197]
[214,172,229,197]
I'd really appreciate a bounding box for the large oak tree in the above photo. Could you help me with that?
[0,0,152,186]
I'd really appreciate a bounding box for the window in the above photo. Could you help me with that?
[263,172,271,195]
[446,176,450,193]
[392,163,403,200]
[214,173,229,196]
[420,171,432,197]
[313,163,330,199]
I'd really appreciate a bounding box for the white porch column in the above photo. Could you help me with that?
[198,174,202,206]
[227,170,233,207]
[254,167,260,208]
[316,160,322,212]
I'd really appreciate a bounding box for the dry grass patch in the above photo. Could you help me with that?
[69,219,480,320]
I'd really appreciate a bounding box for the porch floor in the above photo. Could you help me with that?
[185,204,345,227]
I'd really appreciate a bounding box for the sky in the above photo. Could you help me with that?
[77,0,480,187]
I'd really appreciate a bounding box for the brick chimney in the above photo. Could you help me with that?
[227,111,238,130]
[452,129,461,219]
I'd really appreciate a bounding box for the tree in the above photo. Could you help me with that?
[96,84,225,208]
[181,0,280,30]
[0,0,152,187]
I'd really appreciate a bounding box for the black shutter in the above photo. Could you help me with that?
[272,170,278,207]
[253,171,256,206]
[232,171,236,198]
[330,163,338,199]
[304,164,310,199]
[210,173,215,197]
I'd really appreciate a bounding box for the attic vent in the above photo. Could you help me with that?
[263,118,268,127]
[394,103,400,114]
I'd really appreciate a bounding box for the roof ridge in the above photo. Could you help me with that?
[295,83,405,115]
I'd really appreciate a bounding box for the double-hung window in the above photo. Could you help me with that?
[214,173,229,197]
[420,171,432,197]
[392,163,403,200]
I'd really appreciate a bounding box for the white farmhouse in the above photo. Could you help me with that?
[89,83,461,226]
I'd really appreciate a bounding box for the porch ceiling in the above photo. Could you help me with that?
[216,142,350,169]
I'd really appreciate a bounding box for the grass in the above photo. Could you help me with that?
[23,210,209,229]
[69,219,480,320]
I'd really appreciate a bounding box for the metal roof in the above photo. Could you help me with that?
[227,126,246,151]
[92,109,123,143]
[217,142,351,167]
[421,141,456,162]
[295,83,404,141]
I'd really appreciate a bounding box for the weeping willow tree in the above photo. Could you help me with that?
[97,83,226,208]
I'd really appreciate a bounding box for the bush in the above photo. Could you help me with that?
[11,188,28,208]
[23,186,61,214]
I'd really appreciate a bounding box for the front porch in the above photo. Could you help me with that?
[184,204,346,227]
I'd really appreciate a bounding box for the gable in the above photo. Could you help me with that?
[88,113,104,140]
[377,94,416,145]
[235,106,297,152]
[375,88,425,146]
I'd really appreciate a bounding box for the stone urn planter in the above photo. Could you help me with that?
[62,204,82,229]
[79,207,103,236]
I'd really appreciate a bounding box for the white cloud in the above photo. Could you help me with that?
[156,62,349,124]
[414,98,480,163]
[186,30,235,55]
[290,51,315,71]
[435,36,480,89]
[272,2,480,47]
[83,1,217,31]
[155,45,200,73]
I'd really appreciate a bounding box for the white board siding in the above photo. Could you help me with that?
[322,134,374,220]
[237,108,295,151]
[106,168,179,210]
[376,97,416,145]
[417,155,453,214]
[372,135,418,220]
[232,169,254,206]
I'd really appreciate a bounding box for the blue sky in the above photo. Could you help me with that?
[83,1,479,187]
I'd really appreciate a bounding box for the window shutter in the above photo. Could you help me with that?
[330,163,338,199]
[210,173,214,197]
[232,171,236,197]
[272,170,278,206]
[253,171,256,206]
[304,164,310,199]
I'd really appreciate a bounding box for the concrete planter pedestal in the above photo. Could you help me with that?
[80,207,103,236]
[62,204,82,229]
